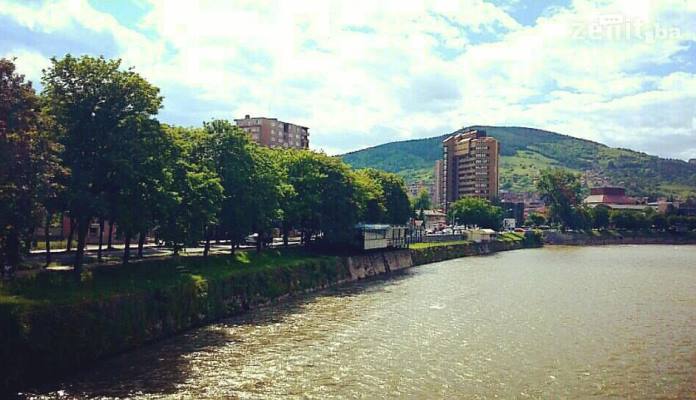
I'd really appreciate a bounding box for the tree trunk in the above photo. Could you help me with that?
[107,220,114,250]
[73,218,89,276]
[256,232,263,253]
[203,227,211,258]
[44,211,52,268]
[97,217,105,262]
[23,228,34,255]
[5,228,21,271]
[137,231,145,259]
[66,217,76,252]
[123,232,131,265]
[282,222,289,247]
[230,239,236,255]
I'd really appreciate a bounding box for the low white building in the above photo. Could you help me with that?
[465,228,497,243]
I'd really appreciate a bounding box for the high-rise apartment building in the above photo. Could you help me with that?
[432,159,443,208]
[442,129,499,207]
[234,115,309,149]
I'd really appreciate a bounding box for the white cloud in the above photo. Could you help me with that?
[1,48,50,84]
[1,0,695,159]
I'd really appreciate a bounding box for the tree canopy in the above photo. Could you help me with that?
[0,55,414,272]
[447,197,502,229]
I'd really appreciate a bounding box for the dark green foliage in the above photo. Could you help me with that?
[412,188,431,212]
[0,58,60,269]
[279,150,360,245]
[536,169,584,229]
[42,55,162,271]
[609,210,650,230]
[447,197,502,229]
[524,212,547,227]
[357,168,411,224]
[590,206,610,229]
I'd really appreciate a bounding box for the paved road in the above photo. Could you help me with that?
[20,238,302,272]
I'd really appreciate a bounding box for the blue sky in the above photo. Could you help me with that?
[1,0,695,160]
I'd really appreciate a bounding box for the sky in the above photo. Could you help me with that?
[1,0,695,160]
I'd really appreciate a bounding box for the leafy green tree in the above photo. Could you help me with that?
[590,206,610,229]
[412,188,431,212]
[280,150,360,245]
[158,125,223,255]
[524,212,546,227]
[111,118,172,263]
[360,169,411,225]
[610,210,649,230]
[42,55,161,272]
[650,212,667,231]
[202,120,261,253]
[0,58,60,271]
[352,169,386,223]
[248,146,284,252]
[572,205,594,231]
[536,168,583,229]
[447,197,502,229]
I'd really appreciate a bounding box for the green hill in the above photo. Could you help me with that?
[341,126,696,198]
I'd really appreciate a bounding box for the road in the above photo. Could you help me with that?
[21,238,302,272]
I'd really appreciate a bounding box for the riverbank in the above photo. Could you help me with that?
[544,229,696,246]
[0,235,538,394]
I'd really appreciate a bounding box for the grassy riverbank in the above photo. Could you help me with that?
[0,249,338,307]
[1,235,540,394]
[0,248,351,393]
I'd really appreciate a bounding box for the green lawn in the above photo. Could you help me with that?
[0,248,337,308]
[410,240,471,249]
[497,232,525,242]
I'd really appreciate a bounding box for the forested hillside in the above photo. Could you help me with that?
[341,126,696,198]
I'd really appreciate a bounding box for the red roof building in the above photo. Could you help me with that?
[584,187,634,205]
[584,186,651,211]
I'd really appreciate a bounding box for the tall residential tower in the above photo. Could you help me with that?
[442,129,499,208]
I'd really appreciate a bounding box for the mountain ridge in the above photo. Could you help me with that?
[340,125,696,198]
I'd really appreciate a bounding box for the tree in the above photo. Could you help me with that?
[0,58,60,272]
[280,150,360,246]
[572,205,594,231]
[111,118,171,263]
[42,55,162,273]
[650,212,667,231]
[524,212,547,227]
[248,146,284,252]
[447,197,502,229]
[158,125,223,255]
[412,188,431,212]
[202,120,254,253]
[536,168,583,229]
[352,169,386,223]
[610,210,649,230]
[590,206,610,229]
[359,169,411,225]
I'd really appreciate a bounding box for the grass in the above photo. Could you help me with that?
[410,240,471,249]
[658,183,696,199]
[0,248,337,308]
[497,232,525,242]
[500,150,582,192]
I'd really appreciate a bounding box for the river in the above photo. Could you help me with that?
[24,245,696,399]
